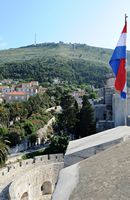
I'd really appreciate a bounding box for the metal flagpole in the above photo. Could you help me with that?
[124,14,127,125]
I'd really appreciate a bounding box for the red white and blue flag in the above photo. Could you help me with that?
[109,20,127,98]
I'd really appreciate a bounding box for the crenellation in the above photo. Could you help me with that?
[0,154,64,179]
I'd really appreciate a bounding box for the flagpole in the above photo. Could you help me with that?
[125,13,128,126]
[109,14,128,126]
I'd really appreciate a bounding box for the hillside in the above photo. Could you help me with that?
[0,42,130,87]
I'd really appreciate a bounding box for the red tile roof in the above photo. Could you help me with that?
[0,86,9,89]
[7,91,27,95]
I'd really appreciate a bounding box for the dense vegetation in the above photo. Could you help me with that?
[0,93,54,149]
[22,134,69,159]
[0,85,77,164]
[0,138,8,165]
[22,93,96,160]
[0,84,96,163]
[55,93,96,139]
[1,42,130,87]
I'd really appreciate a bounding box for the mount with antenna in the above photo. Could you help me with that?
[34,33,37,46]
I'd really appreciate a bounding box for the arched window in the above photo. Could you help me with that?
[41,181,52,195]
[20,192,28,200]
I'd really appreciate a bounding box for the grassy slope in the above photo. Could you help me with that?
[0,43,115,65]
[0,42,130,86]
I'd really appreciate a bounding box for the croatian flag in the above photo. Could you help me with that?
[109,20,127,98]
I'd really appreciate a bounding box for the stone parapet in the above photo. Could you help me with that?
[64,126,130,166]
[0,154,64,178]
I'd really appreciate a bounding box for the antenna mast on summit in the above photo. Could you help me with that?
[125,13,128,23]
[34,33,37,45]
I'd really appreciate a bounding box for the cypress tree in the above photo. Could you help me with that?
[79,95,96,138]
[57,93,79,135]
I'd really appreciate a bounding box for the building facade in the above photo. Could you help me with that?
[4,92,29,103]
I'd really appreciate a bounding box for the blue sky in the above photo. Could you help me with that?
[0,0,130,50]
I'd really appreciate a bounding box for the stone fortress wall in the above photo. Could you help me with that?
[0,154,64,178]
[9,163,63,200]
[0,154,64,200]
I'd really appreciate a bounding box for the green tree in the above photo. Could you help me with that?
[52,86,65,105]
[0,126,8,136]
[79,95,96,138]
[0,130,8,165]
[7,131,21,147]
[26,95,41,117]
[0,126,9,144]
[7,124,24,147]
[7,102,27,122]
[89,91,97,99]
[26,93,52,117]
[0,105,10,126]
[28,134,37,147]
[0,140,8,165]
[48,134,69,154]
[23,121,35,136]
[57,94,79,134]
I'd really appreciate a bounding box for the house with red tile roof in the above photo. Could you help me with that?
[0,86,10,93]
[4,91,29,103]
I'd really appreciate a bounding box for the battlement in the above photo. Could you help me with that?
[0,154,64,178]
